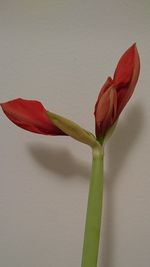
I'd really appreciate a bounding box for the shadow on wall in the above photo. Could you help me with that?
[100,103,145,267]
[27,143,91,179]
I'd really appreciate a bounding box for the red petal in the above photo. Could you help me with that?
[95,86,117,137]
[113,44,140,114]
[113,44,136,87]
[1,98,65,135]
[94,77,113,116]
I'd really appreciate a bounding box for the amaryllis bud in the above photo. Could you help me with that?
[1,98,98,148]
[94,43,140,140]
[1,98,65,135]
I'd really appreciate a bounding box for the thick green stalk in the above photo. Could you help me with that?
[81,147,104,267]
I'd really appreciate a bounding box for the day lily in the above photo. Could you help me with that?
[0,44,140,267]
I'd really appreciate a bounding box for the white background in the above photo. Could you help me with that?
[0,1,150,267]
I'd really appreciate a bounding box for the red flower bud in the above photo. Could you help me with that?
[94,43,140,139]
[1,98,65,135]
[1,98,98,148]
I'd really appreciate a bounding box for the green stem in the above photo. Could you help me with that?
[81,147,104,267]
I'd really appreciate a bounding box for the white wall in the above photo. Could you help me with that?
[0,1,149,267]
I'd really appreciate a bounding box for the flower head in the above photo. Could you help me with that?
[94,44,140,140]
[1,44,140,148]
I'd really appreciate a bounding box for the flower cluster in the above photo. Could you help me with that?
[1,44,140,145]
